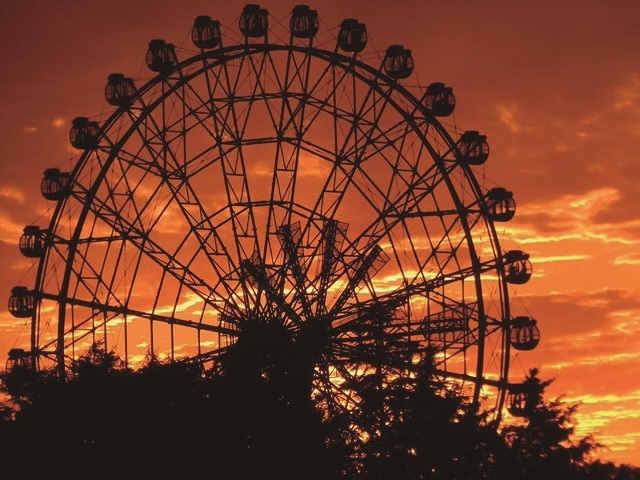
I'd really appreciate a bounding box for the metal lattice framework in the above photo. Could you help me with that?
[8,5,540,418]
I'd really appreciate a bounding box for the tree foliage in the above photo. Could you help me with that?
[497,368,600,479]
[1,343,638,479]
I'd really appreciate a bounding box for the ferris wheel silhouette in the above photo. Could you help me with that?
[8,4,540,419]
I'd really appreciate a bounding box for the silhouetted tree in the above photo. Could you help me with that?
[583,459,640,480]
[498,368,602,480]
[337,305,418,477]
[0,342,209,476]
[2,343,639,479]
[204,314,351,479]
[348,347,504,480]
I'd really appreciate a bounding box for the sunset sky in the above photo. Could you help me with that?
[1,0,639,465]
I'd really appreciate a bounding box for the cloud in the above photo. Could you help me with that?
[153,293,202,316]
[533,254,591,263]
[573,390,640,406]
[478,68,640,233]
[0,186,26,204]
[514,288,640,351]
[0,213,29,244]
[614,253,640,266]
[506,188,640,245]
[614,73,640,112]
[547,352,640,371]
[496,103,523,133]
[520,188,621,222]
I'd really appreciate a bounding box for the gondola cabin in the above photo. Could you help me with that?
[40,168,71,201]
[105,73,137,107]
[424,82,455,117]
[240,4,268,38]
[192,16,221,49]
[457,130,489,165]
[8,286,36,318]
[19,226,47,258]
[69,117,99,150]
[146,39,178,73]
[290,5,319,39]
[337,19,367,53]
[510,316,540,351]
[6,348,31,372]
[503,250,532,285]
[486,187,516,222]
[506,387,531,417]
[383,45,414,79]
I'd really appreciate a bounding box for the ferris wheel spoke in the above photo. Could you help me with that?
[117,136,239,184]
[329,291,484,371]
[286,62,353,143]
[336,92,402,165]
[303,160,456,288]
[37,290,232,338]
[66,238,131,311]
[339,126,451,241]
[263,48,316,265]
[67,183,233,311]
[135,158,239,286]
[340,167,472,290]
[321,358,369,412]
[196,54,245,146]
[339,116,413,167]
[239,257,304,325]
[247,48,319,269]
[297,76,402,263]
[212,55,261,266]
[249,49,283,128]
[275,222,313,318]
[331,256,499,328]
[327,244,389,317]
[173,70,238,141]
[309,70,383,221]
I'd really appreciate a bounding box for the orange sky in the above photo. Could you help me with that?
[1,0,639,465]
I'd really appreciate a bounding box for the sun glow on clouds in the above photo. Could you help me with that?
[0,212,28,244]
[614,253,640,266]
[616,308,640,342]
[521,187,621,222]
[533,254,591,263]
[614,73,640,112]
[504,188,640,247]
[0,187,26,204]
[248,153,331,178]
[153,293,202,316]
[496,103,524,134]
[597,433,640,454]
[576,410,640,441]
[571,392,640,438]
[574,391,640,407]
[0,2,636,466]
[509,230,639,246]
[22,118,66,134]
[2,316,31,333]
[547,352,640,371]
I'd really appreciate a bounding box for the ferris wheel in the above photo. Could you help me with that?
[8,4,540,417]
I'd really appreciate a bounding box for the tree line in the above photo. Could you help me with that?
[1,340,638,479]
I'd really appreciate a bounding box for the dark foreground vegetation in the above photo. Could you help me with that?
[1,342,638,479]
